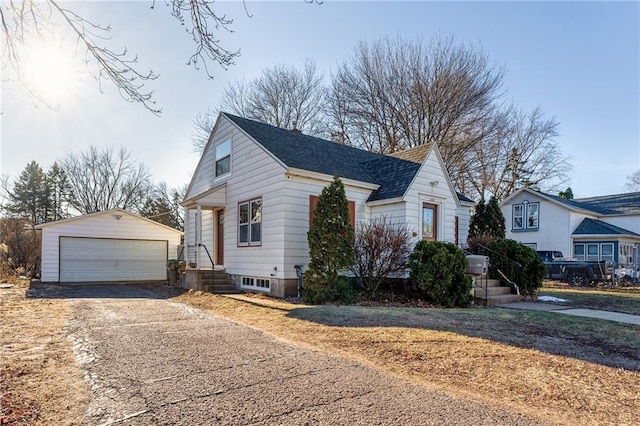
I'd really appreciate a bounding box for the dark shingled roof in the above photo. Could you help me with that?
[542,190,640,215]
[224,113,472,204]
[573,218,640,237]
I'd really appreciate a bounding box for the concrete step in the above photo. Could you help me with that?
[473,277,501,287]
[482,294,522,307]
[202,284,240,294]
[474,286,512,298]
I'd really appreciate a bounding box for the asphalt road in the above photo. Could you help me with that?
[59,284,549,425]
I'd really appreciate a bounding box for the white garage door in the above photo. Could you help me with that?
[60,237,168,282]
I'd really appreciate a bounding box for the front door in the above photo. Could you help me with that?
[422,203,438,241]
[215,210,224,265]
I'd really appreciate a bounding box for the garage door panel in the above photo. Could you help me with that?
[60,237,168,282]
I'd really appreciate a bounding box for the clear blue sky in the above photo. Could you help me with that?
[1,1,638,199]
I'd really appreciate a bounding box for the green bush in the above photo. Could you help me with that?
[488,239,546,297]
[304,176,355,304]
[408,241,473,307]
[303,273,353,304]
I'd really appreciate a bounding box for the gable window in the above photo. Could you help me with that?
[238,198,261,246]
[527,203,539,229]
[215,139,231,178]
[513,205,524,230]
[512,201,539,231]
[422,203,438,241]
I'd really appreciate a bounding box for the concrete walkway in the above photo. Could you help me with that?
[497,302,640,326]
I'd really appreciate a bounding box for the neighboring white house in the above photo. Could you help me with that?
[36,209,183,283]
[182,113,474,298]
[500,188,640,268]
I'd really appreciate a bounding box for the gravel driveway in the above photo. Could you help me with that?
[60,284,548,425]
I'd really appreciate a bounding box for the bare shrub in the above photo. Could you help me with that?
[351,217,412,295]
[0,218,40,278]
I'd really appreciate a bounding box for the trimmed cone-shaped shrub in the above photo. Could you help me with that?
[304,176,355,304]
[408,241,473,307]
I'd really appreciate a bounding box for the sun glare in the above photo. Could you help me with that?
[21,38,83,107]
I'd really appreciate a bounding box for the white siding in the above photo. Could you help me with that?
[185,120,235,200]
[403,149,459,247]
[39,212,181,282]
[502,192,585,256]
[456,205,472,246]
[280,175,372,279]
[604,216,640,235]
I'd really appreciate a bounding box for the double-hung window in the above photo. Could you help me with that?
[238,198,261,246]
[512,201,539,231]
[215,139,231,178]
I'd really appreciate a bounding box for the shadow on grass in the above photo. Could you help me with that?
[286,304,640,372]
[26,281,187,300]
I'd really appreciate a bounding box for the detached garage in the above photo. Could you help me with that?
[36,209,183,283]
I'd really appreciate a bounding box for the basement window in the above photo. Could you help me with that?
[241,276,270,290]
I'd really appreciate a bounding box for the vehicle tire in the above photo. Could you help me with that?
[568,273,587,286]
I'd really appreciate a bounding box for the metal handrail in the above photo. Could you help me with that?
[198,243,215,289]
[475,243,522,295]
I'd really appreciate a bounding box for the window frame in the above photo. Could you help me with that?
[238,197,262,247]
[526,203,539,229]
[215,139,231,178]
[511,201,539,231]
[512,204,524,230]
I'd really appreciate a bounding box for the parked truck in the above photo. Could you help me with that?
[536,250,608,286]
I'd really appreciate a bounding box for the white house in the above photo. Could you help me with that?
[182,113,474,298]
[501,188,640,267]
[36,209,183,283]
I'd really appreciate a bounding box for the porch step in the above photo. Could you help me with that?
[474,286,512,298]
[483,294,522,307]
[471,275,520,306]
[198,270,239,294]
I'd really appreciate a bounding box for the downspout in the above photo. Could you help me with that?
[294,264,304,298]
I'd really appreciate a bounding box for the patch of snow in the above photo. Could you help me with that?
[538,295,569,303]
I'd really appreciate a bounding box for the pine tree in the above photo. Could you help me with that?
[5,161,49,224]
[558,187,574,199]
[304,176,355,303]
[485,196,506,239]
[467,196,505,248]
[46,162,72,221]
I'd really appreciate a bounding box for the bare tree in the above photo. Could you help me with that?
[625,170,640,192]
[329,35,569,200]
[1,0,240,114]
[329,35,505,157]
[455,107,570,201]
[60,146,152,214]
[139,182,186,230]
[192,60,328,151]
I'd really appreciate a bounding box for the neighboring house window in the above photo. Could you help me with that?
[422,203,438,241]
[309,195,356,230]
[523,243,537,249]
[215,139,231,178]
[512,201,539,231]
[586,243,599,261]
[527,203,539,229]
[238,198,261,246]
[576,242,615,263]
[601,243,614,263]
[513,205,524,230]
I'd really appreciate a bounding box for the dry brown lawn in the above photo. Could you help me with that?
[169,289,640,426]
[1,281,639,425]
[0,280,88,425]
